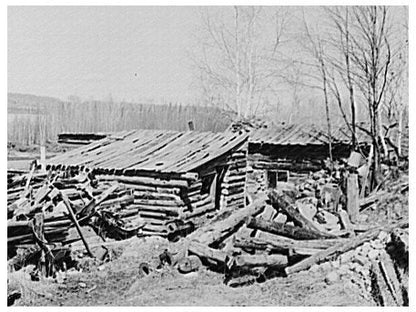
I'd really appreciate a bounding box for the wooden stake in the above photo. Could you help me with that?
[346,173,359,223]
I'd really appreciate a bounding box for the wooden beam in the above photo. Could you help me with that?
[346,173,359,223]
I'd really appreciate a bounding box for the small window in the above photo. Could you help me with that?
[277,170,289,182]
[267,170,289,188]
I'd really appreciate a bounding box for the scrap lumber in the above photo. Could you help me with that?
[188,194,267,246]
[246,217,333,240]
[285,219,408,275]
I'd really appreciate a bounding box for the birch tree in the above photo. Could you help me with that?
[191,6,288,118]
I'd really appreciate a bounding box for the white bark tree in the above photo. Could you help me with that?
[191,6,288,118]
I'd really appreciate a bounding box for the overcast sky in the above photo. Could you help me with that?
[8,6,201,103]
[8,6,407,105]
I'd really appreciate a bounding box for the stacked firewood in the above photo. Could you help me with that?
[7,167,147,275]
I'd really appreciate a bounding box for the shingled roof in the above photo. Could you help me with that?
[48,129,248,173]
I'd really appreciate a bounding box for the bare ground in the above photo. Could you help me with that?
[9,235,375,306]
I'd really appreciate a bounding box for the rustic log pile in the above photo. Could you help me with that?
[7,167,191,274]
[179,187,408,296]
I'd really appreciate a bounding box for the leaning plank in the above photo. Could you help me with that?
[188,194,267,246]
[247,217,332,240]
[60,191,94,258]
[285,219,409,275]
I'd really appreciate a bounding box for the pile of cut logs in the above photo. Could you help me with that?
[182,189,408,289]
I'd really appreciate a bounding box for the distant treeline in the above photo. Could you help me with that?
[8,93,235,146]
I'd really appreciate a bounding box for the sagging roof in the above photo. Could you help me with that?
[48,129,248,173]
[249,123,372,146]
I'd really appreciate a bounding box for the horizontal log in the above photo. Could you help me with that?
[180,203,216,219]
[119,184,181,194]
[233,236,342,255]
[133,191,182,202]
[138,217,166,226]
[100,194,134,208]
[223,174,246,183]
[139,230,167,237]
[142,224,168,233]
[232,254,288,269]
[132,198,183,207]
[247,217,331,240]
[96,175,189,188]
[138,210,177,219]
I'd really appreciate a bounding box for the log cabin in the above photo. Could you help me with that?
[246,123,372,194]
[47,129,249,237]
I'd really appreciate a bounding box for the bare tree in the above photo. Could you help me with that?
[191,6,288,118]
[325,7,358,148]
[302,15,334,165]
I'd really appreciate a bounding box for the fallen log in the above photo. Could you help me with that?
[234,236,342,253]
[269,190,336,238]
[188,194,267,246]
[231,253,288,269]
[285,219,408,275]
[188,241,227,266]
[246,217,332,240]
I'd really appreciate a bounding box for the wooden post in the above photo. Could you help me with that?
[40,145,46,171]
[188,121,195,131]
[360,145,374,198]
[346,173,359,223]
